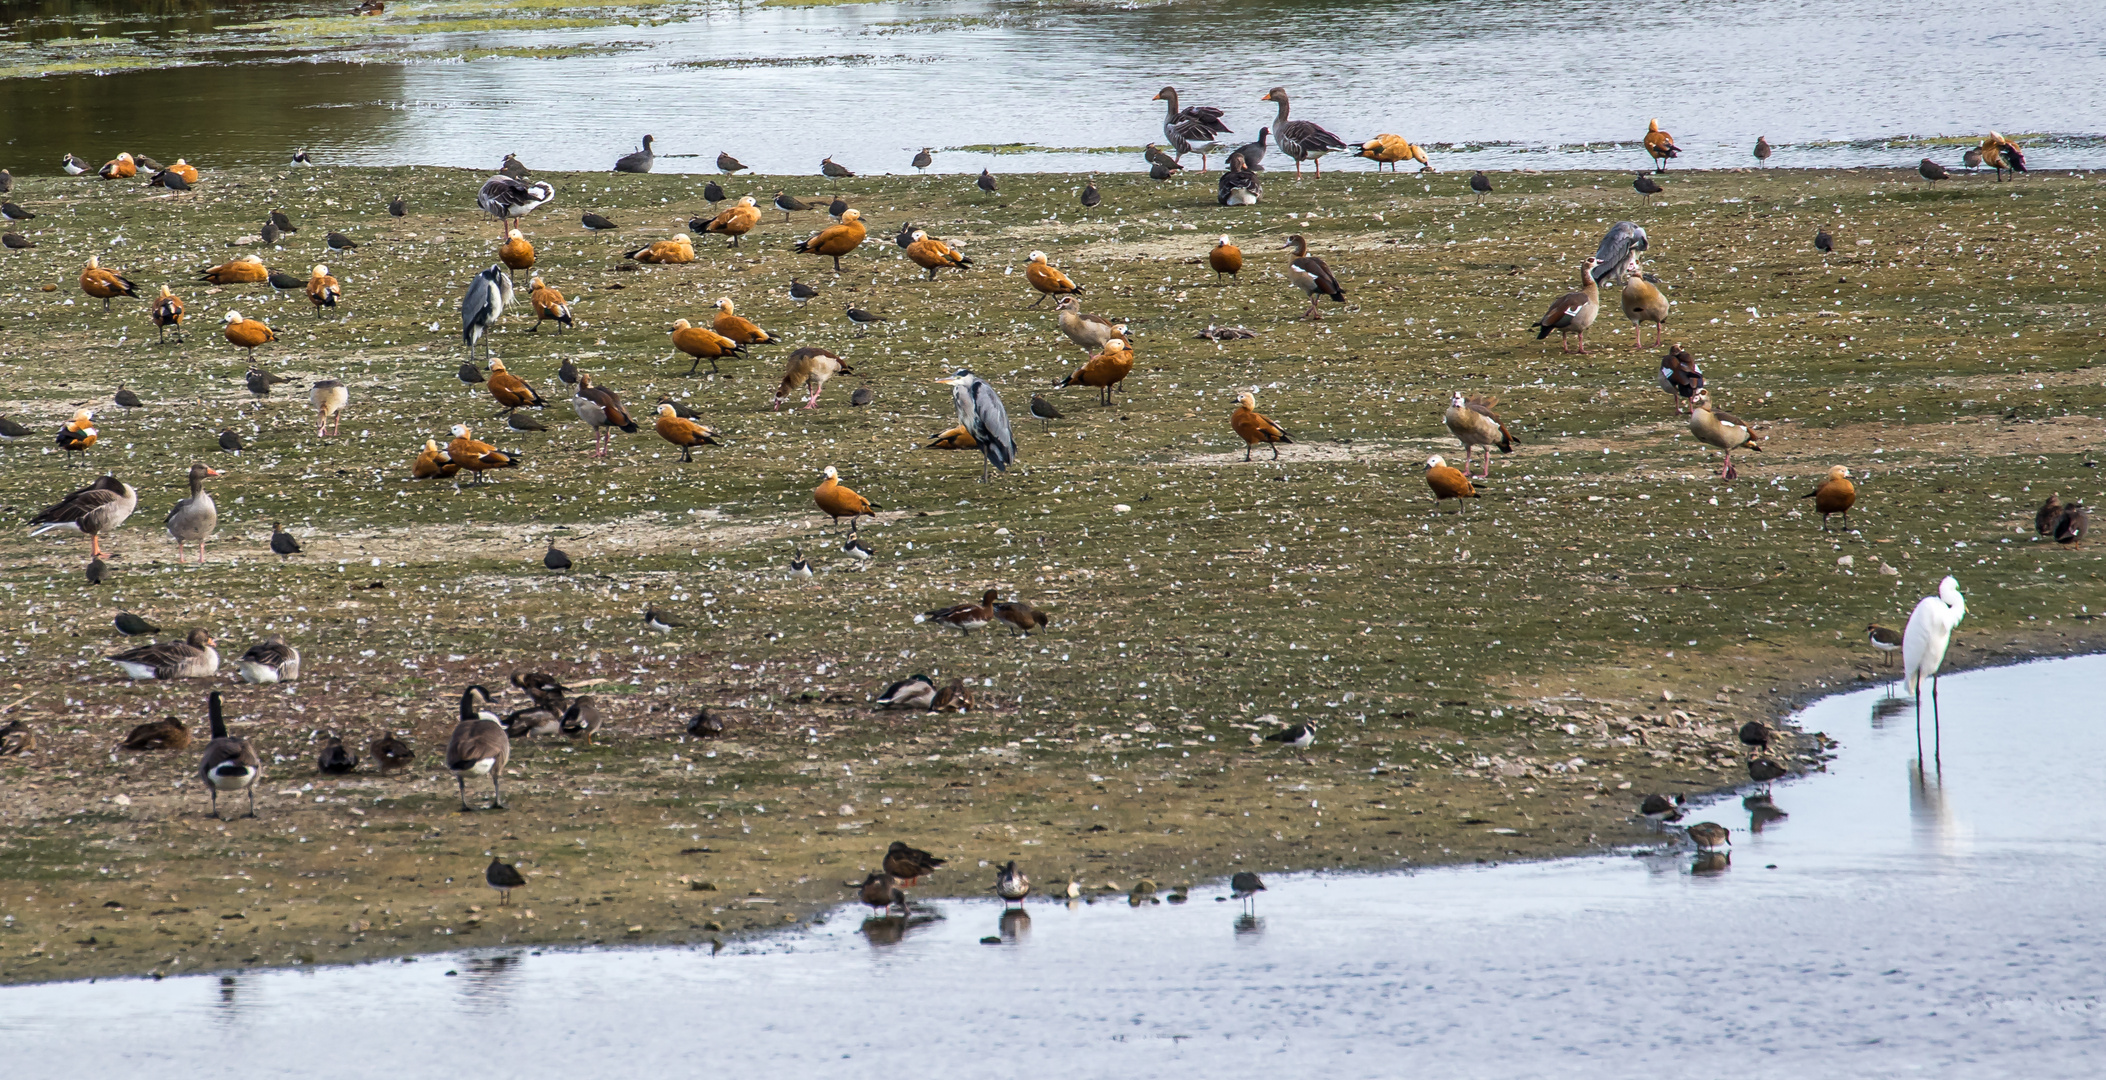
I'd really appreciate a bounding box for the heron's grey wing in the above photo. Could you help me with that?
[493,267,515,309]
[951,381,977,429]
[462,276,494,335]
[971,381,1015,469]
[1592,221,1638,283]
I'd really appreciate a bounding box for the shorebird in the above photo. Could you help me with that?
[1747,757,1787,792]
[1686,822,1729,852]
[912,147,933,172]
[1230,871,1266,912]
[1639,793,1685,821]
[1815,228,1833,254]
[858,872,905,915]
[717,151,748,175]
[1903,576,1966,721]
[1918,158,1949,183]
[543,539,572,572]
[1470,170,1492,202]
[1738,721,1772,754]
[883,840,945,887]
[268,522,303,559]
[1754,135,1772,164]
[486,858,527,904]
[1866,623,1902,666]
[1263,720,1318,759]
[1634,174,1663,202]
[1080,181,1101,207]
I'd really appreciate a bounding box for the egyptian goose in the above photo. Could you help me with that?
[1803,465,1856,531]
[717,151,748,174]
[1423,455,1478,513]
[1687,389,1761,480]
[1153,86,1233,168]
[527,276,572,332]
[145,285,184,343]
[447,424,521,482]
[614,134,655,174]
[883,840,946,887]
[626,233,695,265]
[477,176,554,238]
[30,473,137,561]
[1355,134,1429,172]
[99,153,137,180]
[1979,132,2026,181]
[919,589,998,634]
[445,685,510,810]
[1281,235,1345,319]
[937,368,1016,482]
[122,715,189,751]
[670,318,744,376]
[571,373,638,458]
[197,692,260,819]
[821,156,855,179]
[1443,392,1516,477]
[370,733,414,772]
[220,310,275,358]
[1643,119,1681,172]
[906,230,973,279]
[702,196,761,247]
[305,264,340,316]
[795,208,866,273]
[235,634,301,684]
[411,439,459,480]
[1061,337,1133,405]
[55,409,97,465]
[994,598,1050,636]
[926,426,978,450]
[269,521,302,557]
[164,463,222,561]
[201,254,268,285]
[560,697,603,745]
[775,347,853,410]
[712,298,776,347]
[814,465,878,526]
[1230,391,1292,461]
[1260,88,1347,175]
[1209,236,1243,282]
[485,359,544,414]
[1659,344,1703,413]
[1217,153,1260,204]
[1619,255,1668,348]
[1053,295,1121,353]
[1918,158,1948,183]
[461,264,512,360]
[1023,251,1081,308]
[654,403,720,461]
[110,627,219,680]
[310,379,349,436]
[80,256,138,310]
[498,229,535,272]
[859,872,905,914]
[1532,257,1601,353]
[875,674,937,710]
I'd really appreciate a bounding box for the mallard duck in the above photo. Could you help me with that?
[1230,392,1292,462]
[883,841,945,887]
[30,474,138,562]
[875,674,937,710]
[1260,88,1347,175]
[1688,389,1761,480]
[1442,392,1516,478]
[317,734,358,774]
[1532,257,1602,353]
[445,685,510,810]
[198,692,261,819]
[1803,466,1856,531]
[235,634,301,684]
[918,589,997,634]
[121,716,189,751]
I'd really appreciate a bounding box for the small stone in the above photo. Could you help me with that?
[1661,690,1675,702]
[980,936,1002,944]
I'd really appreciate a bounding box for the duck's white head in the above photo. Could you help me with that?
[823,465,839,480]
[673,233,691,243]
[222,310,243,324]
[739,196,757,207]
[507,229,524,241]
[1028,250,1047,263]
[1217,235,1232,247]
[450,424,469,437]
[715,297,733,312]
[1426,455,1447,469]
[911,230,928,242]
[312,264,328,277]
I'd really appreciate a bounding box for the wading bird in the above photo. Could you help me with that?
[1903,576,1966,722]
[1866,623,1902,667]
[461,264,513,359]
[938,369,1015,482]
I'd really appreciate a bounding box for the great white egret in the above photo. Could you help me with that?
[1903,575,1966,722]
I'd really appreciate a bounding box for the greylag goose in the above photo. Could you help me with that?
[1688,389,1761,480]
[1260,88,1346,176]
[165,463,222,563]
[1532,257,1601,352]
[445,685,510,810]
[476,175,554,238]
[235,634,301,684]
[1281,235,1344,319]
[1443,392,1517,477]
[110,627,219,680]
[30,474,138,562]
[1153,86,1232,169]
[198,692,261,819]
[613,134,655,174]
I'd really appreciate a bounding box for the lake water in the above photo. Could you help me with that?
[5,654,2104,1077]
[2,0,2103,175]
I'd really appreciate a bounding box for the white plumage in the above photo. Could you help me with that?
[1903,575,1966,709]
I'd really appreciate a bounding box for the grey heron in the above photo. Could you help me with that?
[937,369,1015,483]
[461,264,513,360]
[1591,221,1648,286]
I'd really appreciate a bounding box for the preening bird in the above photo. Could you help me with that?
[477,175,554,237]
[1229,391,1292,461]
[1903,577,1966,720]
[1978,132,2027,181]
[625,233,695,264]
[411,439,458,480]
[305,263,340,316]
[1423,455,1478,513]
[461,264,513,359]
[1688,389,1761,480]
[1643,119,1681,172]
[1443,392,1516,477]
[1619,254,1668,347]
[1281,234,1344,319]
[938,369,1016,482]
[55,409,98,465]
[200,254,268,285]
[701,196,761,247]
[1803,465,1857,531]
[905,230,973,279]
[1354,134,1428,172]
[1260,87,1347,175]
[1592,222,1648,285]
[875,674,937,710]
[1154,85,1233,169]
[1659,343,1703,413]
[235,633,301,684]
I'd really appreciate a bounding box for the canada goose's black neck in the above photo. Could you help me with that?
[459,684,491,722]
[208,691,227,739]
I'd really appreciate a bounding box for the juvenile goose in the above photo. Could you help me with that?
[317,734,358,775]
[235,634,301,684]
[1619,255,1669,347]
[1230,391,1293,461]
[122,716,189,751]
[918,589,997,634]
[560,696,603,746]
[198,692,261,820]
[875,674,937,710]
[445,685,510,811]
[1423,455,1478,513]
[1803,465,1856,531]
[1023,251,1081,308]
[883,840,946,887]
[1658,344,1703,413]
[813,465,878,526]
[30,474,139,562]
[1532,257,1602,353]
[1688,389,1761,480]
[1443,392,1517,478]
[165,463,223,563]
[1280,235,1344,319]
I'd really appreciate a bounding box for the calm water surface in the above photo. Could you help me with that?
[4,655,2104,1077]
[1,0,2103,174]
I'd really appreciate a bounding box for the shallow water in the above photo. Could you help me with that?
[5,655,2104,1076]
[2,0,2103,175]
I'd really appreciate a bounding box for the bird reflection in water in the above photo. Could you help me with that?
[860,911,940,948]
[1686,822,1730,875]
[456,953,524,1013]
[214,973,240,1022]
[998,907,1031,942]
[1234,914,1264,938]
[1743,793,1789,833]
[1869,693,1911,730]
[1908,757,1955,851]
[1691,851,1732,875]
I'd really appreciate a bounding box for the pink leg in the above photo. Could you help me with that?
[804,384,821,409]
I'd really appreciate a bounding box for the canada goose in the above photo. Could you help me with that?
[1443,392,1516,477]
[688,709,726,738]
[370,733,415,773]
[110,627,219,679]
[197,692,261,819]
[1803,465,1856,530]
[1532,257,1602,352]
[1423,455,1477,513]
[1642,119,1681,172]
[919,589,997,634]
[445,685,510,811]
[883,840,945,887]
[859,871,905,914]
[122,716,189,751]
[317,734,358,775]
[1688,389,1761,480]
[1023,251,1081,308]
[1230,391,1293,461]
[487,858,527,904]
[560,696,603,745]
[30,473,139,562]
[995,861,1031,906]
[1280,235,1344,319]
[235,634,301,684]
[115,612,160,636]
[813,465,878,526]
[875,674,937,710]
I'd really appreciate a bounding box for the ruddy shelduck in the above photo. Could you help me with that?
[1208,235,1243,283]
[795,209,865,273]
[201,255,269,286]
[446,424,520,484]
[813,465,877,526]
[485,358,544,413]
[905,230,972,279]
[1060,338,1133,405]
[80,256,139,310]
[1023,250,1080,308]
[526,276,571,332]
[305,263,340,316]
[1643,119,1681,172]
[1423,455,1478,513]
[712,298,775,346]
[701,196,761,247]
[625,233,694,264]
[653,404,720,462]
[1229,391,1292,461]
[670,318,743,376]
[1803,465,1856,531]
[220,310,276,358]
[498,229,536,271]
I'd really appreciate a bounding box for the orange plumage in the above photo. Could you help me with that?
[57,409,97,458]
[1208,237,1242,282]
[446,425,519,483]
[221,310,275,357]
[1803,465,1857,530]
[1229,392,1293,461]
[485,358,544,412]
[813,465,877,524]
[626,233,694,264]
[150,285,184,341]
[1059,338,1133,404]
[794,209,865,272]
[1644,119,1681,170]
[412,439,458,480]
[701,197,761,247]
[712,298,775,346]
[527,276,571,332]
[1423,455,1479,511]
[79,256,139,310]
[98,153,136,179]
[201,256,269,285]
[499,229,536,271]
[1354,134,1429,172]
[905,232,972,279]
[670,318,743,376]
[305,263,340,315]
[653,404,720,462]
[926,425,978,450]
[1023,251,1080,307]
